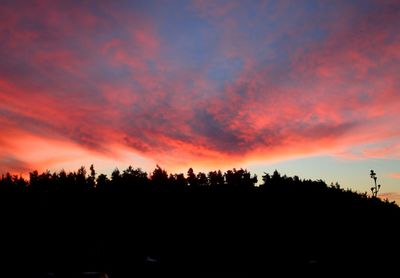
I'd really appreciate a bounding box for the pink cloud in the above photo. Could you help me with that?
[389,173,400,179]
[0,0,399,175]
[379,192,400,204]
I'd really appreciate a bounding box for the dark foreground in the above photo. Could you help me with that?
[0,167,399,277]
[0,191,399,277]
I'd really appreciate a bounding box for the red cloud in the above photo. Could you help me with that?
[0,0,399,175]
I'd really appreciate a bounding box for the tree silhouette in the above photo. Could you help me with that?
[0,165,398,276]
[87,164,96,190]
[96,173,109,192]
[207,170,224,189]
[151,165,169,191]
[187,168,198,189]
[0,173,27,193]
[197,171,208,188]
[224,168,257,191]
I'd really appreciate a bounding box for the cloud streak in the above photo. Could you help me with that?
[390,173,400,179]
[0,0,399,173]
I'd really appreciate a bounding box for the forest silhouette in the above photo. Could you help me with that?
[0,165,399,277]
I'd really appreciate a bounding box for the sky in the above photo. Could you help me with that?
[0,0,399,201]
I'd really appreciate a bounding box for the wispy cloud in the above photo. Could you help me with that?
[389,173,400,179]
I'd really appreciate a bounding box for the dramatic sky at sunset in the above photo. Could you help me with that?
[0,1,399,200]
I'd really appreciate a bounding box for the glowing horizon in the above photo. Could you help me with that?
[0,1,399,201]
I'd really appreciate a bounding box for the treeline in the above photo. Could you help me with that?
[0,164,397,208]
[0,165,399,276]
[0,165,256,193]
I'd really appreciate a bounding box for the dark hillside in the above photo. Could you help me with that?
[0,167,398,277]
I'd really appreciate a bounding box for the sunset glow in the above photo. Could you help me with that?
[0,1,399,200]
